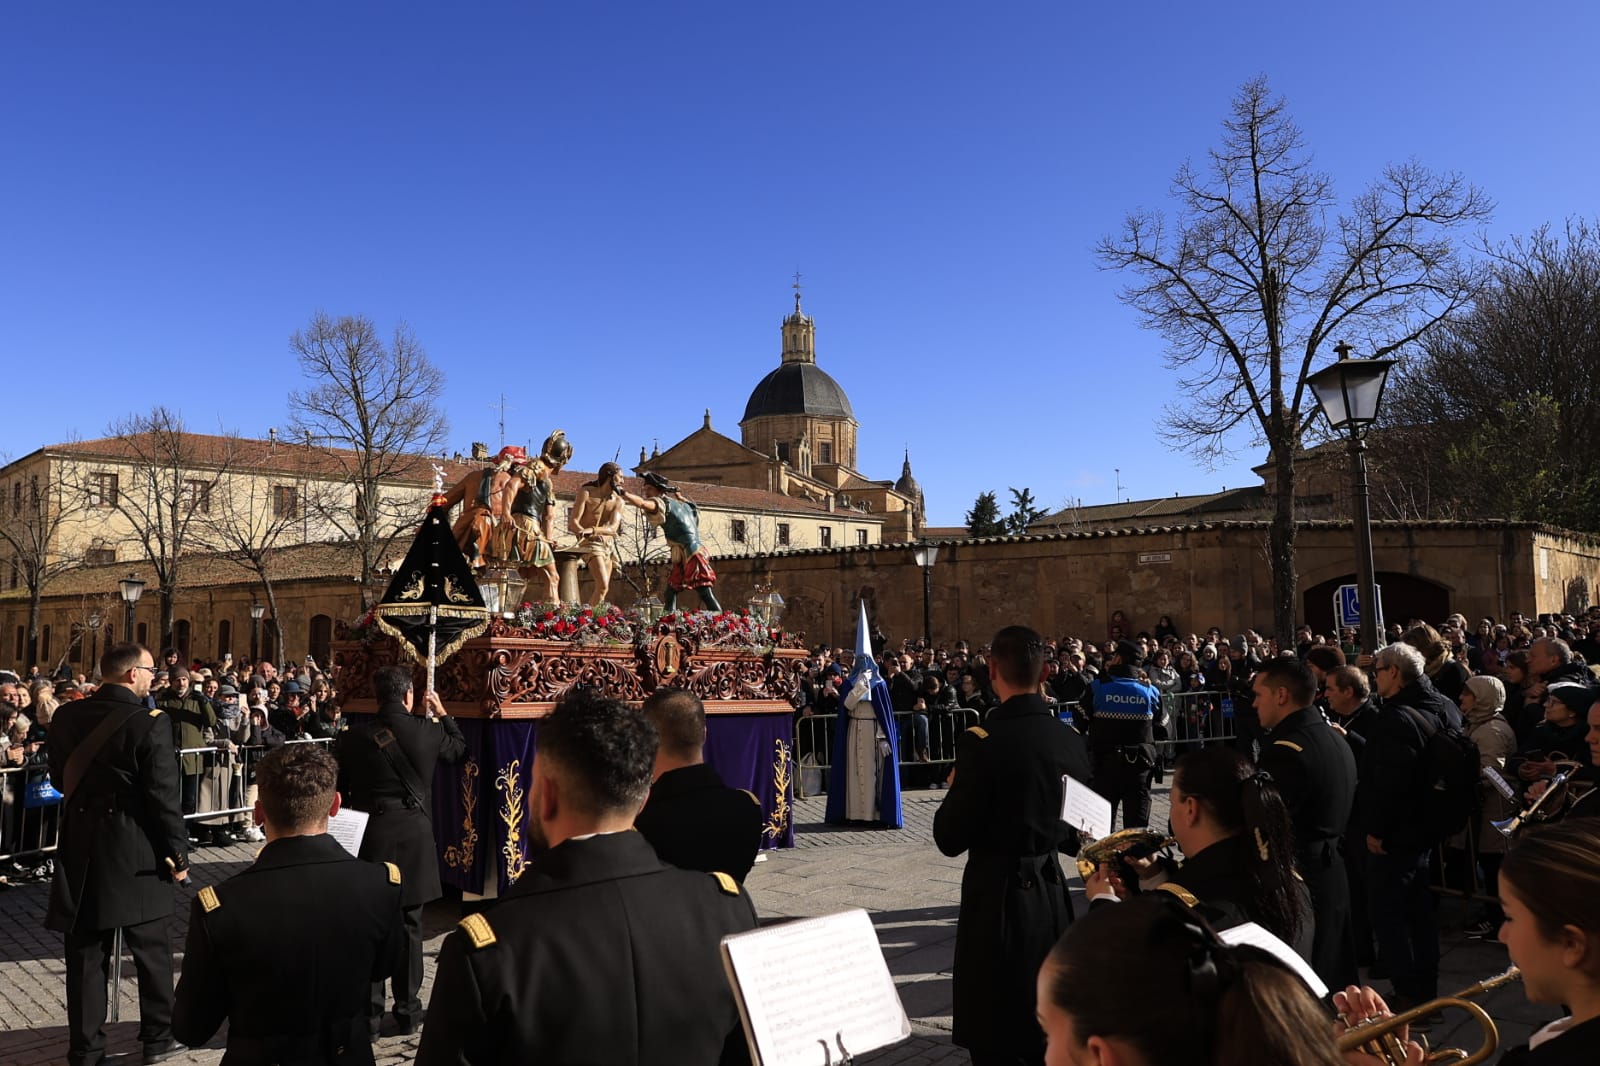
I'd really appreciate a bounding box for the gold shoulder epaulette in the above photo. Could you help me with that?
[966,726,989,739]
[711,871,740,896]
[198,885,221,913]
[1273,739,1304,752]
[1155,882,1199,907]
[739,789,760,806]
[148,708,163,717]
[384,861,402,885]
[458,912,496,949]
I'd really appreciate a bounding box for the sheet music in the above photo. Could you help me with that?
[721,909,909,1066]
[1218,921,1328,999]
[325,807,369,856]
[1060,774,1111,839]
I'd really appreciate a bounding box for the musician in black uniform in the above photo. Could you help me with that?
[1254,656,1359,992]
[46,643,190,1066]
[1087,745,1314,963]
[933,624,1093,1066]
[416,688,757,1066]
[635,686,763,883]
[334,665,465,1035]
[173,743,404,1064]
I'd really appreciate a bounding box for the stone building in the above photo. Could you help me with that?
[638,292,924,541]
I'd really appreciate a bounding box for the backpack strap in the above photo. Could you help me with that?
[371,727,428,810]
[61,705,154,803]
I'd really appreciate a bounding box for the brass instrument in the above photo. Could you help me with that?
[1493,759,1584,838]
[1336,966,1520,1066]
[1074,828,1176,882]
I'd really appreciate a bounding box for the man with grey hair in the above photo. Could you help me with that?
[1374,641,1462,730]
[1357,639,1445,1011]
[1526,635,1592,703]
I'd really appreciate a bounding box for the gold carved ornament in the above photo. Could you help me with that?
[396,571,426,601]
[443,760,480,871]
[497,759,529,885]
[443,576,474,605]
[762,739,792,842]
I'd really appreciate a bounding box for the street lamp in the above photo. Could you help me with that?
[746,588,786,628]
[249,601,266,663]
[118,574,145,647]
[1307,341,1396,656]
[911,542,940,645]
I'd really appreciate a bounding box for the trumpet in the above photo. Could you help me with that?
[1073,828,1175,882]
[1493,760,1584,838]
[1336,966,1520,1066]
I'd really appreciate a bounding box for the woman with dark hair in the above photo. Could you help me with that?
[1504,651,1542,744]
[1091,746,1312,961]
[1035,897,1345,1066]
[1153,615,1178,643]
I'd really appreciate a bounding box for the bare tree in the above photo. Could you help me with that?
[1098,76,1490,644]
[286,313,448,608]
[0,453,93,671]
[55,592,118,676]
[93,408,239,650]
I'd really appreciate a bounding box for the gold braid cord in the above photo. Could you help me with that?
[497,759,529,885]
[443,760,480,871]
[763,739,792,841]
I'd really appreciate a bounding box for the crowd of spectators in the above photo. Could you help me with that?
[0,650,346,886]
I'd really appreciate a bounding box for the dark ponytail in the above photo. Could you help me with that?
[1173,747,1306,946]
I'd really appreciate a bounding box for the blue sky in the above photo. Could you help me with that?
[3,3,1596,525]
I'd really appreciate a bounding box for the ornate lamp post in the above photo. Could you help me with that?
[249,601,266,663]
[1306,342,1396,655]
[118,574,145,648]
[746,588,786,628]
[912,542,940,645]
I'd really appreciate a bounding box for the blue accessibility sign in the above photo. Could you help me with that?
[1334,584,1383,630]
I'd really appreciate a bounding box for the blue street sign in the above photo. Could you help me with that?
[1335,584,1384,631]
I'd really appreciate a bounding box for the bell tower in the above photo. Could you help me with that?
[780,280,816,365]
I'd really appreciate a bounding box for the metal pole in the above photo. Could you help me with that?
[123,601,135,649]
[921,564,933,646]
[1350,432,1381,655]
[426,605,438,699]
[107,926,123,1022]
[250,616,260,664]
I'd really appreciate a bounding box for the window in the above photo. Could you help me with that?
[9,481,19,515]
[857,529,868,546]
[182,479,211,514]
[776,442,791,463]
[41,625,51,663]
[819,526,832,548]
[273,485,299,518]
[85,547,116,566]
[731,519,747,543]
[217,620,232,661]
[777,523,791,546]
[136,622,148,647]
[819,442,833,465]
[13,625,23,662]
[89,472,119,507]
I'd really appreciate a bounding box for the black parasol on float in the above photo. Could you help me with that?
[373,486,489,692]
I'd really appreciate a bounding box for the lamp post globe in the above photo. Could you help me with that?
[118,574,145,646]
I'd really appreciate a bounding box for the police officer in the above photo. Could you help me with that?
[173,743,404,1064]
[635,686,763,883]
[1253,656,1359,992]
[416,688,756,1066]
[1083,640,1161,829]
[46,642,190,1066]
[334,665,465,1035]
[933,624,1093,1066]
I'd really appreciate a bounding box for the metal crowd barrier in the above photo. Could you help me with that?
[0,736,334,873]
[792,708,983,793]
[1159,690,1241,750]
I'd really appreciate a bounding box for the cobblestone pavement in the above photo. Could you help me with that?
[0,785,1554,1064]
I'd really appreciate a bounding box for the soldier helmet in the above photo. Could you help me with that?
[540,430,574,472]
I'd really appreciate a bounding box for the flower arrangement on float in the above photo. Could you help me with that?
[511,602,638,645]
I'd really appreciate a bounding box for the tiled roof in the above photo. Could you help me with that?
[1030,487,1269,529]
[0,541,364,603]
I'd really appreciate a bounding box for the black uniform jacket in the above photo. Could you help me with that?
[1258,706,1359,989]
[335,701,466,906]
[173,833,404,1066]
[634,762,763,883]
[1162,833,1316,963]
[1500,1014,1600,1066]
[46,683,188,933]
[415,830,758,1066]
[1354,704,1430,853]
[932,693,1092,1055]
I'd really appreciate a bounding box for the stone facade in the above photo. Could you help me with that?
[697,521,1600,649]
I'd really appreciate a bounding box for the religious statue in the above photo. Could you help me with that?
[438,445,524,569]
[568,461,625,605]
[621,472,721,613]
[500,431,573,604]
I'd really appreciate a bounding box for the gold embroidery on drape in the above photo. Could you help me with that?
[762,739,792,841]
[497,759,528,884]
[443,760,479,871]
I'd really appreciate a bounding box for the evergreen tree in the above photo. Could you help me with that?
[965,491,1006,536]
[1005,487,1046,534]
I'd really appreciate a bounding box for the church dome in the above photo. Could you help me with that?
[741,362,856,423]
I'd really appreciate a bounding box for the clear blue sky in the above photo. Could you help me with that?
[3,3,1596,525]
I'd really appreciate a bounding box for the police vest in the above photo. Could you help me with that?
[1089,675,1159,745]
